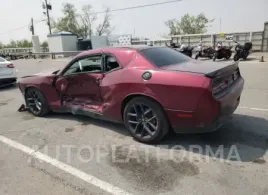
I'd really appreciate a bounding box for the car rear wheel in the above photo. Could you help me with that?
[226,53,231,59]
[234,54,239,61]
[25,88,49,117]
[123,97,169,144]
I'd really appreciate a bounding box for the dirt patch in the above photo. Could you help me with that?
[107,146,199,192]
[0,102,8,106]
[65,127,75,132]
[22,114,35,121]
[0,98,14,106]
[252,158,266,164]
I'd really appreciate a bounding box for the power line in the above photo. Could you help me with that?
[51,0,182,17]
[92,0,182,15]
[0,19,45,35]
[0,0,182,36]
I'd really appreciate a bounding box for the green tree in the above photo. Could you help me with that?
[6,40,17,48]
[53,3,113,38]
[41,41,48,48]
[16,39,32,48]
[53,3,80,35]
[165,13,213,35]
[3,39,32,48]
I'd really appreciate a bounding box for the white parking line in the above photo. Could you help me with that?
[239,106,268,112]
[0,135,132,195]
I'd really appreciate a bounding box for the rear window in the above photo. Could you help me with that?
[0,57,6,62]
[140,47,190,67]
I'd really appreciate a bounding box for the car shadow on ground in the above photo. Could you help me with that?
[159,114,268,163]
[45,112,267,163]
[0,83,18,92]
[45,113,130,136]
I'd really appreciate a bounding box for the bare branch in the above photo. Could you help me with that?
[96,7,114,36]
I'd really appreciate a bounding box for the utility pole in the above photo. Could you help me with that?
[30,18,35,35]
[43,0,52,34]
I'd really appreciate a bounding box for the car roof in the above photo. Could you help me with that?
[75,46,164,67]
[77,45,162,56]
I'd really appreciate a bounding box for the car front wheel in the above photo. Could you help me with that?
[123,97,170,144]
[25,88,49,117]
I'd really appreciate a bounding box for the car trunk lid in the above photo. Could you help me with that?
[161,60,240,98]
[160,60,238,77]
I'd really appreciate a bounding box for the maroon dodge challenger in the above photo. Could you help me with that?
[18,46,244,143]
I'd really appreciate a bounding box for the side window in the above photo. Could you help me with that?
[64,55,103,76]
[105,55,120,72]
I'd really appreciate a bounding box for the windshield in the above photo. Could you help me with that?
[140,47,191,67]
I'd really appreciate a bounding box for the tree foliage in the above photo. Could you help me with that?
[53,3,80,35]
[165,13,212,35]
[53,3,114,38]
[41,41,48,48]
[0,39,32,48]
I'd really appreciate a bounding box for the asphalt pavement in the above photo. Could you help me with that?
[0,56,267,195]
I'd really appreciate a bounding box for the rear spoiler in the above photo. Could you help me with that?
[205,62,239,78]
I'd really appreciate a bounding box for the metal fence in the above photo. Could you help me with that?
[132,31,266,51]
[2,30,267,59]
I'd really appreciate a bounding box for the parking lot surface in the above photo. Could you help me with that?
[0,57,268,195]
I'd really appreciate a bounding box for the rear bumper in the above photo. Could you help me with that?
[166,77,244,134]
[172,115,230,133]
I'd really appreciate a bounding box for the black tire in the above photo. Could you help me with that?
[243,54,248,60]
[195,54,199,60]
[226,53,231,59]
[213,52,218,61]
[25,88,49,117]
[234,54,239,61]
[208,54,213,59]
[123,97,170,144]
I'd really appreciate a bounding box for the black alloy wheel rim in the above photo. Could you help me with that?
[25,90,42,115]
[127,103,158,139]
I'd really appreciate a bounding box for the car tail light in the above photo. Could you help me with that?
[7,64,14,68]
[213,81,228,94]
[212,69,240,98]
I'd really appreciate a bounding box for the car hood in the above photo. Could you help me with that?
[22,68,60,78]
[161,60,238,77]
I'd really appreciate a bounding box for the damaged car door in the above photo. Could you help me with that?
[55,55,104,110]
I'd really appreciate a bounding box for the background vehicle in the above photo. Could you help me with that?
[166,42,194,57]
[233,40,253,61]
[0,57,17,87]
[176,44,194,57]
[192,42,215,59]
[213,42,232,61]
[18,46,244,144]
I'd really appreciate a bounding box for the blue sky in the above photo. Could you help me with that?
[0,0,267,43]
